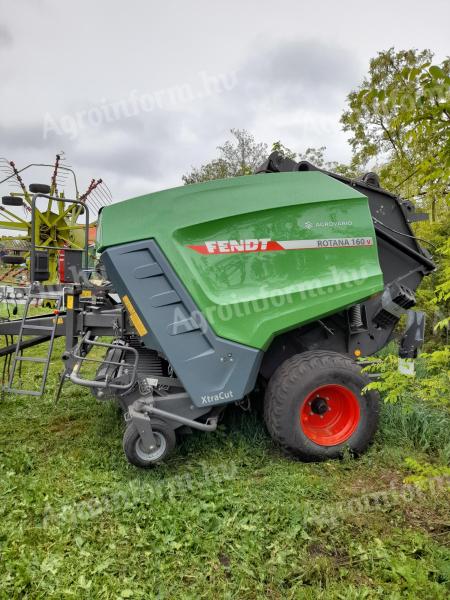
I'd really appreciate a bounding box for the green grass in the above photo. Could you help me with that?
[0,339,449,598]
[0,301,45,322]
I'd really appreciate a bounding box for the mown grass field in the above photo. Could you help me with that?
[0,335,449,599]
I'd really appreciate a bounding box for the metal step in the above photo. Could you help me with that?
[28,292,64,300]
[5,291,62,397]
[4,388,43,397]
[15,356,48,363]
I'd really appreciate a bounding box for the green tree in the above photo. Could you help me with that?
[272,143,329,166]
[341,48,450,220]
[182,129,268,184]
[271,142,356,177]
[183,134,355,186]
[271,141,297,160]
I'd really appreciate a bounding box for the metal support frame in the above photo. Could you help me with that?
[148,405,219,431]
[128,399,219,452]
[399,310,426,359]
[68,332,139,391]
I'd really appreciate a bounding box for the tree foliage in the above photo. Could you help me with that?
[271,141,298,161]
[270,142,357,177]
[341,48,450,220]
[182,129,268,184]
[364,344,450,409]
[183,133,352,185]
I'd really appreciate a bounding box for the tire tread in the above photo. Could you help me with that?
[264,350,380,460]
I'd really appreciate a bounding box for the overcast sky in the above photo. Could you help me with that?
[0,0,448,206]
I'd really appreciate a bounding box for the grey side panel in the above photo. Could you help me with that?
[102,240,262,408]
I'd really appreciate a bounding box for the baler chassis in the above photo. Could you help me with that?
[0,161,435,467]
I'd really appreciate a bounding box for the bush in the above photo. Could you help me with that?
[364,348,450,408]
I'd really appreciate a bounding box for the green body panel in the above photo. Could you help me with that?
[97,172,384,349]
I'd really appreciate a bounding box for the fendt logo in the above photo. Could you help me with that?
[188,237,373,255]
[189,239,273,254]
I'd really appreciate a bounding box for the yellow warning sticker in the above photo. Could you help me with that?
[66,295,74,310]
[80,290,92,299]
[122,295,148,337]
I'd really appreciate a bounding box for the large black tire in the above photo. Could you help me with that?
[264,351,380,461]
[29,183,51,194]
[1,255,24,265]
[2,195,23,206]
[123,420,176,468]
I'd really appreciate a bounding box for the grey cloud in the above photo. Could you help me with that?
[0,123,54,152]
[0,24,12,47]
[163,38,364,168]
[246,39,361,89]
[235,39,363,111]
[1,0,448,201]
[160,38,365,173]
[69,111,194,179]
[0,108,208,197]
[0,37,364,198]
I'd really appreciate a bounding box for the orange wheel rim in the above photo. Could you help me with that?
[300,384,360,446]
